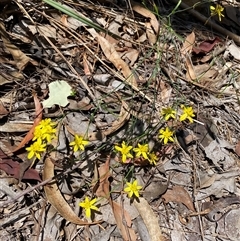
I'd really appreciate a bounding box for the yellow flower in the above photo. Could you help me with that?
[210,4,224,21]
[79,197,99,218]
[115,141,133,163]
[33,124,56,143]
[148,152,158,165]
[33,118,56,143]
[70,135,89,152]
[161,107,176,121]
[159,127,174,144]
[133,143,149,159]
[179,105,195,123]
[37,118,56,128]
[26,138,47,159]
[124,180,142,198]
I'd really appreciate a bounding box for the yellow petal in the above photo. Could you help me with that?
[115,145,122,151]
[27,151,34,159]
[85,208,91,218]
[210,6,215,11]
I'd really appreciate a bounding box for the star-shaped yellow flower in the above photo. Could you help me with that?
[133,143,149,159]
[33,123,56,143]
[161,107,176,121]
[115,141,133,163]
[148,152,158,165]
[179,105,195,123]
[159,127,174,144]
[70,135,89,152]
[210,4,224,21]
[79,197,99,218]
[124,180,142,198]
[37,118,56,128]
[26,138,47,159]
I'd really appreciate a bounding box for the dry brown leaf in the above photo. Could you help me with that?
[88,28,137,87]
[0,22,34,71]
[185,55,196,80]
[145,22,157,45]
[193,37,221,54]
[159,80,172,104]
[199,173,216,189]
[12,96,41,150]
[87,28,152,103]
[181,31,195,55]
[98,34,137,87]
[83,53,92,76]
[134,197,164,241]
[193,64,218,80]
[123,49,140,66]
[68,99,93,111]
[111,200,137,241]
[43,156,99,225]
[13,94,42,153]
[60,14,68,26]
[95,157,111,198]
[0,101,8,119]
[43,123,100,225]
[32,25,57,39]
[181,32,196,80]
[0,71,24,85]
[0,122,33,133]
[162,185,195,212]
[131,1,159,35]
[0,149,41,182]
[95,158,136,241]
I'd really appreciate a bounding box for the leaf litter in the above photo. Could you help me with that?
[0,0,240,241]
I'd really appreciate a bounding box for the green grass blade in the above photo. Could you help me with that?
[43,0,121,39]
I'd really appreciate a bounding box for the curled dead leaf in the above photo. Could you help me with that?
[94,157,136,241]
[0,101,8,119]
[162,185,195,212]
[181,32,196,80]
[111,200,137,241]
[181,31,195,55]
[0,22,36,70]
[95,157,111,198]
[131,1,159,35]
[0,157,41,182]
[185,55,196,80]
[87,28,137,87]
[43,156,100,225]
[43,125,100,225]
[134,197,164,241]
[192,37,222,54]
[0,122,33,133]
